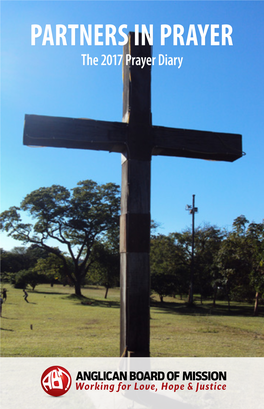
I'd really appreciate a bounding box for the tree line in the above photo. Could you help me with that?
[0,180,263,314]
[150,216,264,315]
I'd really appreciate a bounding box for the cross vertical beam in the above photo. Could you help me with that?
[120,33,152,357]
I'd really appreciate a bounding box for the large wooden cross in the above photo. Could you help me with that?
[23,32,242,357]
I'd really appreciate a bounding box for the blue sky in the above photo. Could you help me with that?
[1,1,264,251]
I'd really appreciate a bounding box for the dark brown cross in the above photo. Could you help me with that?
[23,32,242,357]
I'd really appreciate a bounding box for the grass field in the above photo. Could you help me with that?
[1,283,263,357]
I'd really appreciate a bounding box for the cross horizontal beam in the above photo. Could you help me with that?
[24,114,242,162]
[152,125,242,162]
[23,114,127,154]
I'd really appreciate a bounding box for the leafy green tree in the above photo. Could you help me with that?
[194,225,224,304]
[14,268,48,290]
[0,247,30,276]
[89,241,119,298]
[0,245,67,285]
[150,234,189,302]
[33,253,68,286]
[25,244,51,267]
[172,230,194,302]
[0,180,120,296]
[246,221,264,315]
[216,216,259,310]
[173,225,224,304]
[0,246,33,283]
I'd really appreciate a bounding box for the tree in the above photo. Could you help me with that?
[216,216,256,310]
[33,253,68,286]
[0,180,120,296]
[0,247,30,276]
[150,234,189,302]
[193,225,224,304]
[246,221,264,315]
[0,246,34,283]
[14,268,48,290]
[90,241,119,298]
[25,244,51,267]
[173,225,224,305]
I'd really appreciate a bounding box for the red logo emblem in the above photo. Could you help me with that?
[41,366,72,396]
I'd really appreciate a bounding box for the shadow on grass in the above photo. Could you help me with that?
[0,327,14,331]
[150,299,263,317]
[65,293,263,317]
[66,294,120,309]
[31,290,71,296]
[32,287,262,318]
[85,299,120,309]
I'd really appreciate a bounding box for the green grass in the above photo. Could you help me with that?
[1,283,263,357]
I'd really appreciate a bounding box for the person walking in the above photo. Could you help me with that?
[0,296,3,317]
[23,289,29,303]
[2,288,7,302]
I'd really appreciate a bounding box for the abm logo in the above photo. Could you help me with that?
[41,366,72,397]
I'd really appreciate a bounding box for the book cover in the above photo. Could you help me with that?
[1,1,263,408]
